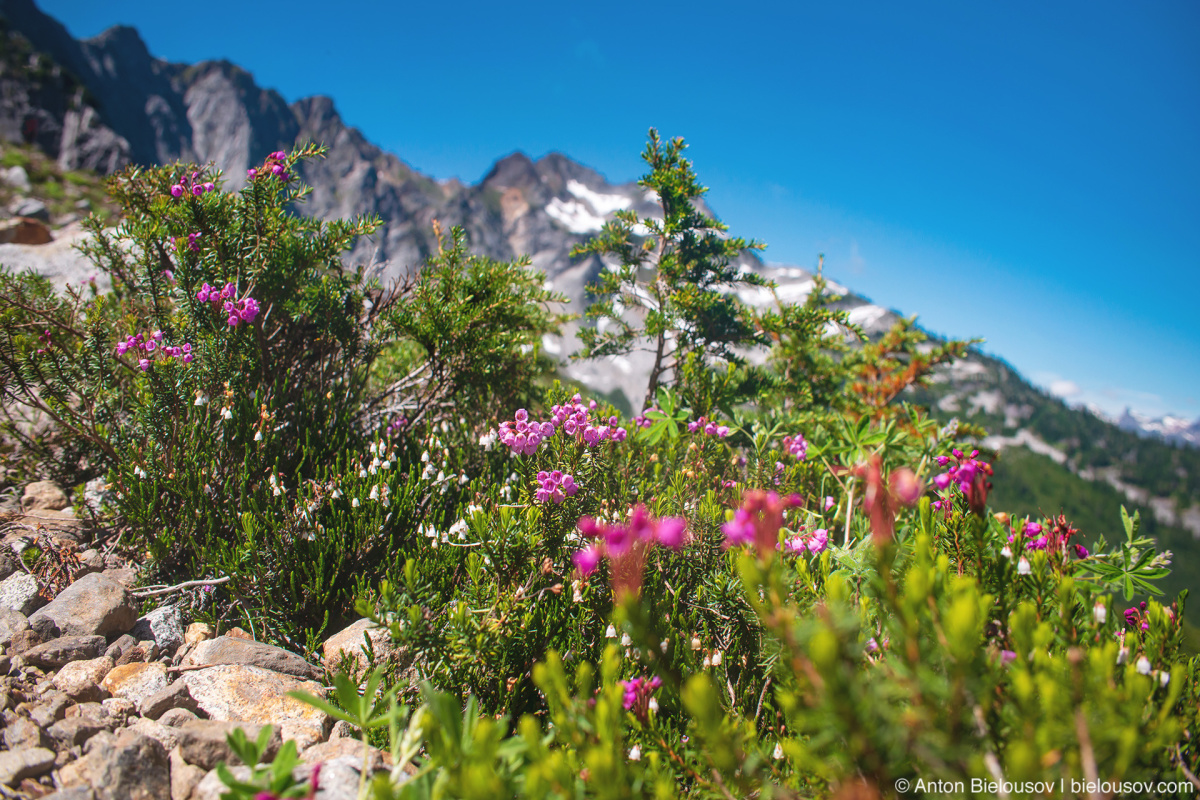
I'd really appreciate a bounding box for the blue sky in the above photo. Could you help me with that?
[40,0,1200,419]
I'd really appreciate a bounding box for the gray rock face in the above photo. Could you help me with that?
[0,746,56,786]
[22,480,69,510]
[23,635,106,669]
[28,572,136,639]
[0,608,31,647]
[174,719,281,771]
[182,635,321,680]
[0,572,44,616]
[130,605,184,655]
[68,731,170,800]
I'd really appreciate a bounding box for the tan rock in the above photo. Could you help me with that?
[183,622,213,646]
[182,635,321,679]
[299,737,391,770]
[52,656,114,702]
[180,664,329,751]
[22,480,69,511]
[100,661,168,706]
[169,746,205,800]
[225,627,253,640]
[322,618,395,675]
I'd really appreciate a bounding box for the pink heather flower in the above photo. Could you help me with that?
[782,434,808,460]
[138,358,150,371]
[515,408,529,422]
[934,473,952,490]
[621,676,662,722]
[116,342,129,356]
[1074,543,1090,558]
[1024,522,1043,536]
[227,315,240,327]
[722,508,756,547]
[152,330,163,342]
[182,353,194,364]
[270,150,287,160]
[203,182,215,193]
[221,282,235,299]
[272,164,285,177]
[169,184,183,198]
[807,528,829,553]
[889,468,923,506]
[144,340,156,353]
[247,168,257,179]
[191,184,203,196]
[824,495,835,511]
[574,545,602,576]
[999,650,1017,665]
[655,517,686,550]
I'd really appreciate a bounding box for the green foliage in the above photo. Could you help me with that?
[5,129,1197,798]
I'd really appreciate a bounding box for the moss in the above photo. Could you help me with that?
[0,149,31,169]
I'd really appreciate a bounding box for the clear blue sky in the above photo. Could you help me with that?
[40,0,1200,419]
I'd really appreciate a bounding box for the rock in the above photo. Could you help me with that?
[130,607,184,655]
[0,216,53,245]
[0,550,17,582]
[25,690,69,727]
[4,715,49,750]
[225,627,253,640]
[327,719,355,741]
[100,661,168,706]
[189,760,372,800]
[22,481,70,511]
[182,636,321,680]
[52,656,113,702]
[8,198,49,222]
[0,608,30,647]
[47,716,108,750]
[174,719,280,771]
[299,737,391,772]
[138,680,202,720]
[0,572,44,616]
[65,731,170,800]
[43,787,95,800]
[169,747,205,800]
[74,549,105,577]
[183,622,213,646]
[157,707,199,727]
[322,618,395,675]
[180,664,329,751]
[2,165,31,192]
[99,697,136,726]
[67,701,126,731]
[9,628,43,654]
[123,717,183,753]
[82,479,112,516]
[24,635,107,669]
[103,634,137,661]
[29,573,136,639]
[0,747,56,786]
[100,568,139,588]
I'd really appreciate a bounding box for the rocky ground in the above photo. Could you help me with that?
[0,481,404,799]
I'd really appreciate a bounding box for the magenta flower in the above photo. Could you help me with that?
[169,184,183,198]
[621,675,662,722]
[573,545,602,577]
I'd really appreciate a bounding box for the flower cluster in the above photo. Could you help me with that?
[1124,602,1150,632]
[632,408,658,429]
[247,151,290,182]
[687,416,729,437]
[196,282,260,328]
[932,448,993,515]
[621,675,662,723]
[115,330,194,370]
[495,395,628,456]
[168,171,215,199]
[782,433,808,460]
[784,527,829,554]
[534,470,578,504]
[1007,515,1089,560]
[722,490,803,555]
[573,506,687,597]
[186,232,202,252]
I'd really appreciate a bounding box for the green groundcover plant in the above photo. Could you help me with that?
[0,132,1196,799]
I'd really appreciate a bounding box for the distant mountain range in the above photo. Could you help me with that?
[2,0,1197,610]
